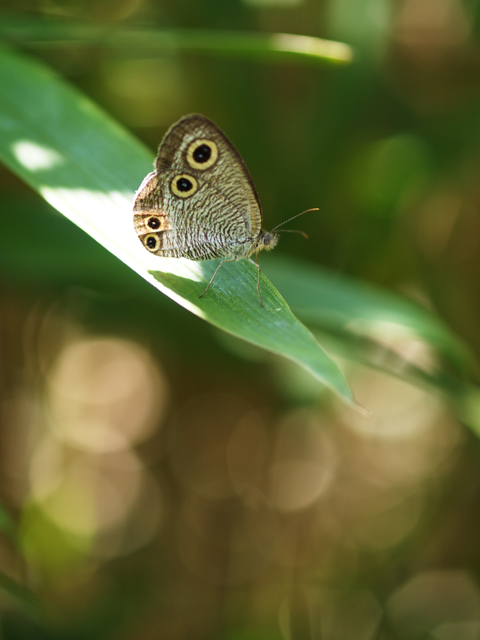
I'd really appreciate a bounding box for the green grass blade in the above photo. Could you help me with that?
[267,256,472,372]
[0,45,358,408]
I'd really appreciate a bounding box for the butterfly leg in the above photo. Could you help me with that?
[247,255,263,307]
[199,258,236,299]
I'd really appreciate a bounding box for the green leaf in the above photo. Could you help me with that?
[0,45,359,409]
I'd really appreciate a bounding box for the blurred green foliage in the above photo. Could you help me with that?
[1,1,480,639]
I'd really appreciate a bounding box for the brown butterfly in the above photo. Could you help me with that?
[133,114,315,306]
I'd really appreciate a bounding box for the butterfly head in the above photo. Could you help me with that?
[259,229,279,253]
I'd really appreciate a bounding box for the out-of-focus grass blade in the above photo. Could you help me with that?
[268,256,472,372]
[0,21,354,65]
[0,572,40,613]
[268,256,480,432]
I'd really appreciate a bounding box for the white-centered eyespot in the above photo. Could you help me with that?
[170,173,198,198]
[146,216,161,230]
[186,139,218,170]
[144,233,161,252]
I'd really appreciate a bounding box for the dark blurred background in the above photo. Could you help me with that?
[2,0,480,638]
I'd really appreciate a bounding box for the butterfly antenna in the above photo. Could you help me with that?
[270,208,319,233]
[276,229,309,239]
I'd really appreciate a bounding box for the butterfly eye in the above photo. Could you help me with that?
[171,173,198,198]
[186,139,218,170]
[144,234,160,252]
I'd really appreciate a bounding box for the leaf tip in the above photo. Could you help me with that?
[352,401,371,417]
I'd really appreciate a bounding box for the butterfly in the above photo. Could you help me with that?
[133,114,315,306]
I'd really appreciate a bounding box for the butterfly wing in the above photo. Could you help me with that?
[133,114,263,260]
